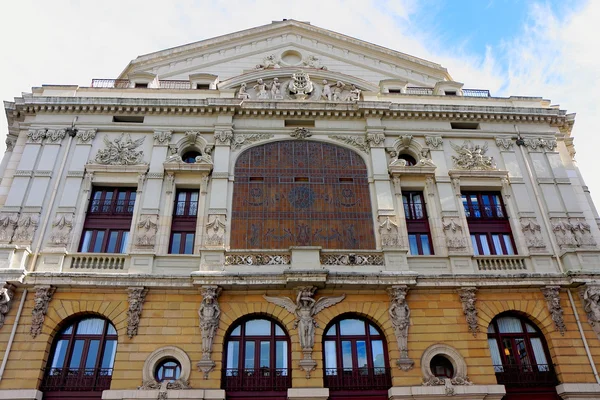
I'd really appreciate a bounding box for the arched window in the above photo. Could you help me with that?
[487,314,557,390]
[222,317,291,398]
[41,317,117,399]
[182,150,200,164]
[398,154,416,166]
[323,317,391,398]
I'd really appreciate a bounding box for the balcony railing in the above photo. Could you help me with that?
[320,252,385,266]
[159,80,193,89]
[494,364,558,388]
[89,199,135,215]
[225,252,291,266]
[405,87,434,95]
[69,254,127,271]
[41,367,113,392]
[324,367,392,391]
[90,79,130,88]
[222,368,291,391]
[464,205,505,219]
[463,88,491,97]
[475,256,527,271]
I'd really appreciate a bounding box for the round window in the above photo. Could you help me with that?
[430,355,454,378]
[182,151,200,164]
[155,358,182,382]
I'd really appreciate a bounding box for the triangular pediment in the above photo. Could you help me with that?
[119,20,451,88]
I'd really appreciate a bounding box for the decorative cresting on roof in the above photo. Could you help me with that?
[580,285,600,341]
[542,286,566,336]
[30,285,55,338]
[457,288,479,337]
[450,141,496,170]
[0,284,16,329]
[127,287,148,338]
[264,287,345,378]
[94,133,146,165]
[388,285,414,371]
[197,285,222,379]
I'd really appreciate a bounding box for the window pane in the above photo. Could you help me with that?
[226,341,239,370]
[107,231,119,253]
[119,232,129,253]
[503,235,515,255]
[81,231,92,252]
[421,234,432,255]
[77,318,105,334]
[493,195,504,217]
[408,234,419,255]
[369,324,378,335]
[275,325,284,336]
[341,341,353,370]
[276,341,288,372]
[488,338,503,372]
[324,341,337,371]
[190,192,199,216]
[170,233,182,254]
[502,338,516,365]
[497,316,524,333]
[101,340,117,371]
[107,324,117,335]
[492,234,502,255]
[244,341,255,369]
[339,319,366,335]
[260,341,270,368]
[230,326,241,336]
[85,340,100,369]
[515,338,533,370]
[479,234,491,255]
[325,325,336,336]
[530,337,549,368]
[371,340,385,369]
[50,340,69,369]
[69,340,85,368]
[246,319,271,336]
[471,235,479,255]
[526,323,536,333]
[184,233,194,254]
[92,231,105,253]
[356,340,367,369]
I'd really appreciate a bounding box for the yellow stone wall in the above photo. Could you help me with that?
[0,286,598,391]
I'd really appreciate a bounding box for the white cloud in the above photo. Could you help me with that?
[1,0,599,207]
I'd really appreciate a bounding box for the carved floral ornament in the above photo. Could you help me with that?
[552,218,596,249]
[0,284,16,329]
[136,215,158,247]
[48,212,74,246]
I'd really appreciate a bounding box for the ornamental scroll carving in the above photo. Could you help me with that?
[13,213,39,243]
[580,285,600,340]
[329,134,370,153]
[31,286,55,338]
[214,130,233,145]
[264,287,345,378]
[388,285,414,370]
[450,141,496,170]
[153,130,172,146]
[0,213,18,243]
[495,137,514,150]
[94,134,146,165]
[378,216,401,248]
[457,288,479,336]
[204,215,226,248]
[5,136,16,152]
[197,286,222,378]
[75,129,97,144]
[520,217,546,252]
[27,129,46,143]
[0,284,16,329]
[552,218,596,249]
[48,213,74,246]
[425,136,443,149]
[45,129,66,144]
[443,218,467,251]
[231,133,274,151]
[127,287,147,338]
[290,127,312,140]
[523,138,557,152]
[542,286,566,335]
[136,215,158,247]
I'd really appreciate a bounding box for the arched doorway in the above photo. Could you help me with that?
[41,316,118,399]
[323,315,391,400]
[222,317,291,400]
[487,313,559,400]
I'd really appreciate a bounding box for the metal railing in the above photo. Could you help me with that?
[69,254,127,271]
[324,367,391,390]
[475,256,527,271]
[405,87,434,95]
[222,368,291,391]
[89,199,135,215]
[159,80,193,89]
[41,367,113,392]
[90,79,130,88]
[463,89,491,97]
[464,205,505,219]
[494,364,557,388]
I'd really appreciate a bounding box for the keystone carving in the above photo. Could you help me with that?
[136,215,158,247]
[94,134,146,165]
[379,216,401,248]
[0,213,18,243]
[31,286,55,338]
[388,285,414,370]
[75,129,97,144]
[0,284,16,329]
[127,287,147,338]
[457,288,479,336]
[153,130,172,146]
[290,127,312,140]
[13,213,39,243]
[442,218,467,251]
[520,217,546,252]
[580,285,600,340]
[204,215,226,248]
[450,141,496,170]
[264,287,345,378]
[48,213,74,246]
[542,286,566,335]
[197,286,222,379]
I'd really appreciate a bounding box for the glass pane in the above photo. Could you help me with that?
[339,319,366,335]
[479,234,491,255]
[50,339,69,368]
[119,232,129,253]
[244,341,255,369]
[170,233,182,254]
[325,325,336,336]
[408,234,419,255]
[77,318,105,334]
[462,195,470,217]
[371,340,385,369]
[85,340,100,369]
[69,340,85,368]
[92,231,105,253]
[493,195,504,217]
[81,231,92,252]
[246,319,271,336]
[530,337,549,369]
[184,233,194,254]
[356,340,367,370]
[230,326,241,336]
[177,192,186,202]
[226,341,239,370]
[482,194,492,217]
[260,341,270,368]
[414,194,424,218]
[107,324,117,335]
[502,338,516,365]
[488,338,503,372]
[341,341,353,370]
[526,323,536,333]
[324,341,337,371]
[107,231,119,253]
[497,316,524,333]
[503,235,515,255]
[190,192,199,216]
[64,325,73,334]
[369,324,378,335]
[276,341,288,372]
[471,235,479,255]
[275,325,284,336]
[101,340,117,371]
[487,325,495,333]
[492,234,502,255]
[421,234,432,255]
[515,338,533,371]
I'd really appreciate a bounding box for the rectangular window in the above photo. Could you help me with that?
[169,189,199,254]
[403,191,433,255]
[463,191,516,255]
[80,229,129,253]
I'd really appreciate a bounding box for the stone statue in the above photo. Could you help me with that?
[332,81,345,101]
[542,286,566,335]
[237,82,250,100]
[270,77,282,98]
[254,79,269,100]
[346,84,361,101]
[198,286,222,360]
[388,285,414,370]
[0,284,16,329]
[321,80,333,101]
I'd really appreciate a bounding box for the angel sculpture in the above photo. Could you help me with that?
[264,287,345,351]
[95,134,145,165]
[450,141,494,170]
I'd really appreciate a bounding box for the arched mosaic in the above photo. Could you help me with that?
[231,141,375,249]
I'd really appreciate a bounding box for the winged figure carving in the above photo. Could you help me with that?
[450,141,495,170]
[95,134,146,165]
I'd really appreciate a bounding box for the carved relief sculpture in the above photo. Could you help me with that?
[204,215,226,247]
[457,288,479,336]
[495,137,514,150]
[153,130,172,146]
[450,141,496,170]
[94,134,146,165]
[214,130,234,145]
[0,213,18,243]
[270,77,283,99]
[254,78,269,99]
[379,216,401,247]
[552,218,596,249]
[288,71,314,99]
[290,127,311,140]
[329,134,370,153]
[0,284,16,329]
[31,286,55,338]
[388,285,414,370]
[45,129,66,144]
[13,213,39,243]
[127,287,148,338]
[443,218,467,251]
[197,285,222,378]
[48,213,74,246]
[581,285,600,340]
[366,132,385,148]
[75,129,97,144]
[27,129,46,143]
[231,133,274,151]
[237,82,251,100]
[542,286,566,335]
[321,80,334,101]
[255,54,280,69]
[520,217,546,252]
[425,136,443,149]
[264,287,345,377]
[5,136,16,152]
[136,215,158,247]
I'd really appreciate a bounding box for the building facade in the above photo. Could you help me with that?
[1,19,600,400]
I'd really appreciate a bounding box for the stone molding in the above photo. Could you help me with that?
[420,344,471,388]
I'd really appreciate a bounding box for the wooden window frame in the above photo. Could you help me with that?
[403,192,434,255]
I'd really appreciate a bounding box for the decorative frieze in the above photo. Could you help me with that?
[48,213,74,246]
[542,286,566,335]
[27,129,46,143]
[45,129,66,144]
[378,216,401,248]
[204,215,226,248]
[442,218,467,251]
[264,287,345,377]
[329,135,370,153]
[523,137,557,152]
[457,288,479,336]
[425,136,443,149]
[0,213,18,243]
[225,253,290,265]
[136,215,158,247]
[388,285,414,370]
[153,130,172,146]
[320,253,384,266]
[552,218,596,249]
[520,217,546,252]
[290,127,311,139]
[450,141,496,170]
[197,286,222,378]
[13,213,39,243]
[0,284,16,329]
[127,287,147,338]
[231,133,274,151]
[495,137,514,150]
[75,129,97,144]
[94,134,146,165]
[31,286,55,338]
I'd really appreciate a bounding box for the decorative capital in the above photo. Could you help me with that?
[27,129,46,144]
[523,137,558,152]
[75,129,97,144]
[214,129,233,145]
[495,137,514,151]
[45,129,66,144]
[153,130,172,146]
[366,132,386,148]
[425,136,443,149]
